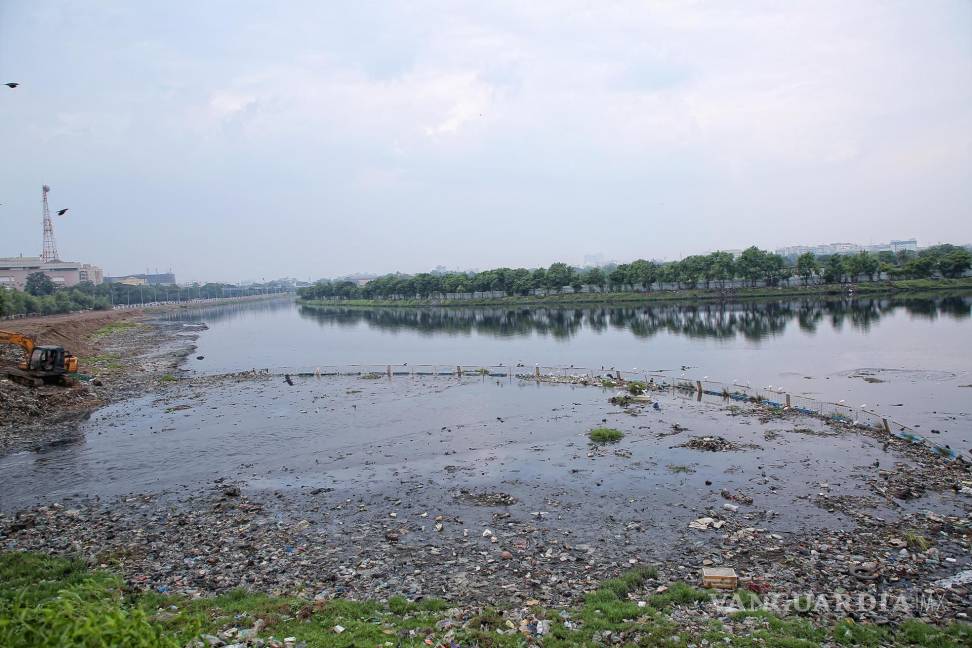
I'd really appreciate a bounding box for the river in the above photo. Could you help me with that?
[165,293,972,448]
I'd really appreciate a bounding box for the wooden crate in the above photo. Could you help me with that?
[701,567,738,590]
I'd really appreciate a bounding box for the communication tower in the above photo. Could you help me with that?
[40,184,59,262]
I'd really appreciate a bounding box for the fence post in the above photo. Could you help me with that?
[785,394,791,409]
[535,366,541,381]
[386,364,391,378]
[882,418,891,434]
[456,365,462,377]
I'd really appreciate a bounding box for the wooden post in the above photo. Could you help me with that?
[535,366,541,381]
[456,365,462,377]
[882,418,891,434]
[386,364,391,378]
[785,394,791,409]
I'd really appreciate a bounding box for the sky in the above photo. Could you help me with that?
[0,1,970,283]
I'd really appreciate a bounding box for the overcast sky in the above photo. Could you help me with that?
[1,1,970,282]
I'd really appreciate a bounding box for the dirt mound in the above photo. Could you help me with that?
[2,310,141,357]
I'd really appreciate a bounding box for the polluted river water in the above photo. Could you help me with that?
[0,292,969,511]
[2,294,972,623]
[186,294,969,441]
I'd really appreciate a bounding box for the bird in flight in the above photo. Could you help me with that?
[4,82,19,89]
[56,208,69,216]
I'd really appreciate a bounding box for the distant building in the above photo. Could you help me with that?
[0,256,103,290]
[775,239,918,257]
[105,272,176,286]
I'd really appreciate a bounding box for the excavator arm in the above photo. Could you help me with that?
[0,329,36,370]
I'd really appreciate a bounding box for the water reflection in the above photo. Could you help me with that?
[159,297,296,324]
[297,294,970,342]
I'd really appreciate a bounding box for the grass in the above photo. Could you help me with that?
[159,373,177,383]
[3,551,972,647]
[0,553,182,648]
[904,531,931,551]
[588,427,624,443]
[667,464,694,473]
[81,353,123,371]
[91,321,141,338]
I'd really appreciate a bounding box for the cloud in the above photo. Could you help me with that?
[0,0,969,280]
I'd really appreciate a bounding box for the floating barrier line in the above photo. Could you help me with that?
[186,362,968,463]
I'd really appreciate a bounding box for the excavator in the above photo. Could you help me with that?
[0,329,78,387]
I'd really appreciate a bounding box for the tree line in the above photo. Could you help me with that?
[299,244,972,301]
[0,273,289,317]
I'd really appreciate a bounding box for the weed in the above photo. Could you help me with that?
[905,531,931,551]
[4,551,972,647]
[588,427,624,443]
[92,321,141,338]
[666,464,694,473]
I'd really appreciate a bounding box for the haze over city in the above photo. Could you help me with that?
[1,1,970,282]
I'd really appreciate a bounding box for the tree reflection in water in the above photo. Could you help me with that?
[298,294,970,342]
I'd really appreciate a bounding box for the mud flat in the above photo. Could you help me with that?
[2,373,971,635]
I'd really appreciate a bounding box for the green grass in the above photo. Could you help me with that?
[159,373,177,383]
[588,427,624,443]
[905,531,931,551]
[91,321,141,338]
[667,464,694,473]
[81,353,123,370]
[0,553,181,648]
[3,551,972,647]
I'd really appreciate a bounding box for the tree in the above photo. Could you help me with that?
[937,248,972,278]
[761,253,789,286]
[608,264,629,291]
[545,262,573,291]
[904,256,935,279]
[735,247,766,287]
[529,268,547,292]
[584,267,606,291]
[705,252,735,288]
[795,253,819,286]
[627,259,657,290]
[823,256,844,284]
[25,272,56,296]
[677,255,706,288]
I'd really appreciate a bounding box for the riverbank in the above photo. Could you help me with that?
[2,552,969,648]
[299,277,972,308]
[0,311,199,455]
[2,373,972,646]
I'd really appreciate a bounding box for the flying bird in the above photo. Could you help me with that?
[56,208,69,216]
[4,82,19,89]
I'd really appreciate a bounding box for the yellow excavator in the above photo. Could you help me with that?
[0,329,78,386]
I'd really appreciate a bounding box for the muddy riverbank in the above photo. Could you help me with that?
[2,372,970,628]
[0,312,200,455]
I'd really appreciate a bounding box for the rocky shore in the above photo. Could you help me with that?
[3,386,971,630]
